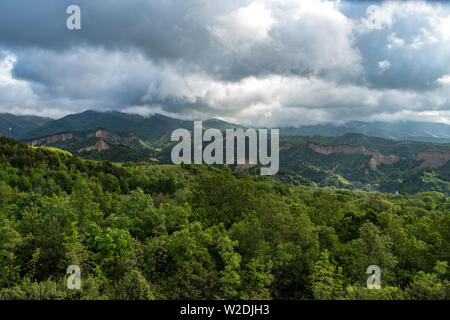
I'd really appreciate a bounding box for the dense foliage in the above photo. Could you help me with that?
[0,137,448,300]
[277,135,450,195]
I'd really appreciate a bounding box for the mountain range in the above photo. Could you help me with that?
[0,113,51,138]
[5,109,448,143]
[1,110,449,195]
[280,120,450,143]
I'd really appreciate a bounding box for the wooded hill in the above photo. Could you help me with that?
[0,137,448,299]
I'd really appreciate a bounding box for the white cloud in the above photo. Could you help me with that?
[210,2,275,53]
[142,68,450,126]
[274,0,362,79]
[387,33,405,49]
[208,0,362,80]
[370,110,450,125]
[0,51,45,115]
[378,60,391,72]
[387,29,441,50]
[0,49,161,118]
[363,1,450,51]
[363,1,434,31]
[433,15,450,41]
[436,74,450,85]
[0,53,18,85]
[122,105,197,120]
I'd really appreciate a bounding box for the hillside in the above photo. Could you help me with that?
[20,110,244,162]
[21,110,186,141]
[0,136,448,300]
[0,113,51,138]
[275,134,450,195]
[21,110,242,142]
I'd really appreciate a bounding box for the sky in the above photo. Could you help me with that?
[0,0,449,126]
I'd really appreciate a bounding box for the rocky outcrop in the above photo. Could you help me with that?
[28,133,74,147]
[417,150,450,168]
[78,140,109,153]
[309,144,365,156]
[369,151,399,168]
[87,130,138,145]
[308,143,399,169]
[87,130,117,140]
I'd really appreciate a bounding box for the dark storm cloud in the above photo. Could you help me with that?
[0,0,210,59]
[0,0,449,125]
[0,0,256,81]
[1,0,363,82]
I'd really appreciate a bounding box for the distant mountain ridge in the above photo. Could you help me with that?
[21,110,242,142]
[21,110,450,144]
[280,120,450,143]
[0,113,51,138]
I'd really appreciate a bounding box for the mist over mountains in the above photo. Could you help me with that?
[281,121,450,143]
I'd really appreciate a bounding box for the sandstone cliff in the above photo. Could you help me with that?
[28,133,74,147]
[78,140,110,152]
[87,130,117,140]
[417,150,450,168]
[308,143,399,169]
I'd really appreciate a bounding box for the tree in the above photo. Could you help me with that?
[341,221,398,285]
[0,218,22,288]
[114,269,154,300]
[0,181,13,207]
[0,278,66,300]
[143,222,218,299]
[95,227,132,267]
[112,188,164,241]
[62,221,91,272]
[70,179,103,230]
[310,250,344,300]
[405,261,449,300]
[344,285,405,300]
[239,256,274,300]
[216,234,241,299]
[189,169,258,227]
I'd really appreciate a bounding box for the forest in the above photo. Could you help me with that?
[0,136,448,300]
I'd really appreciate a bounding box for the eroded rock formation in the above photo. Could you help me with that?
[79,139,109,152]
[28,133,74,147]
[308,143,399,169]
[417,150,450,168]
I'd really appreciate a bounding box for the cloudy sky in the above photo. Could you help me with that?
[0,0,449,126]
